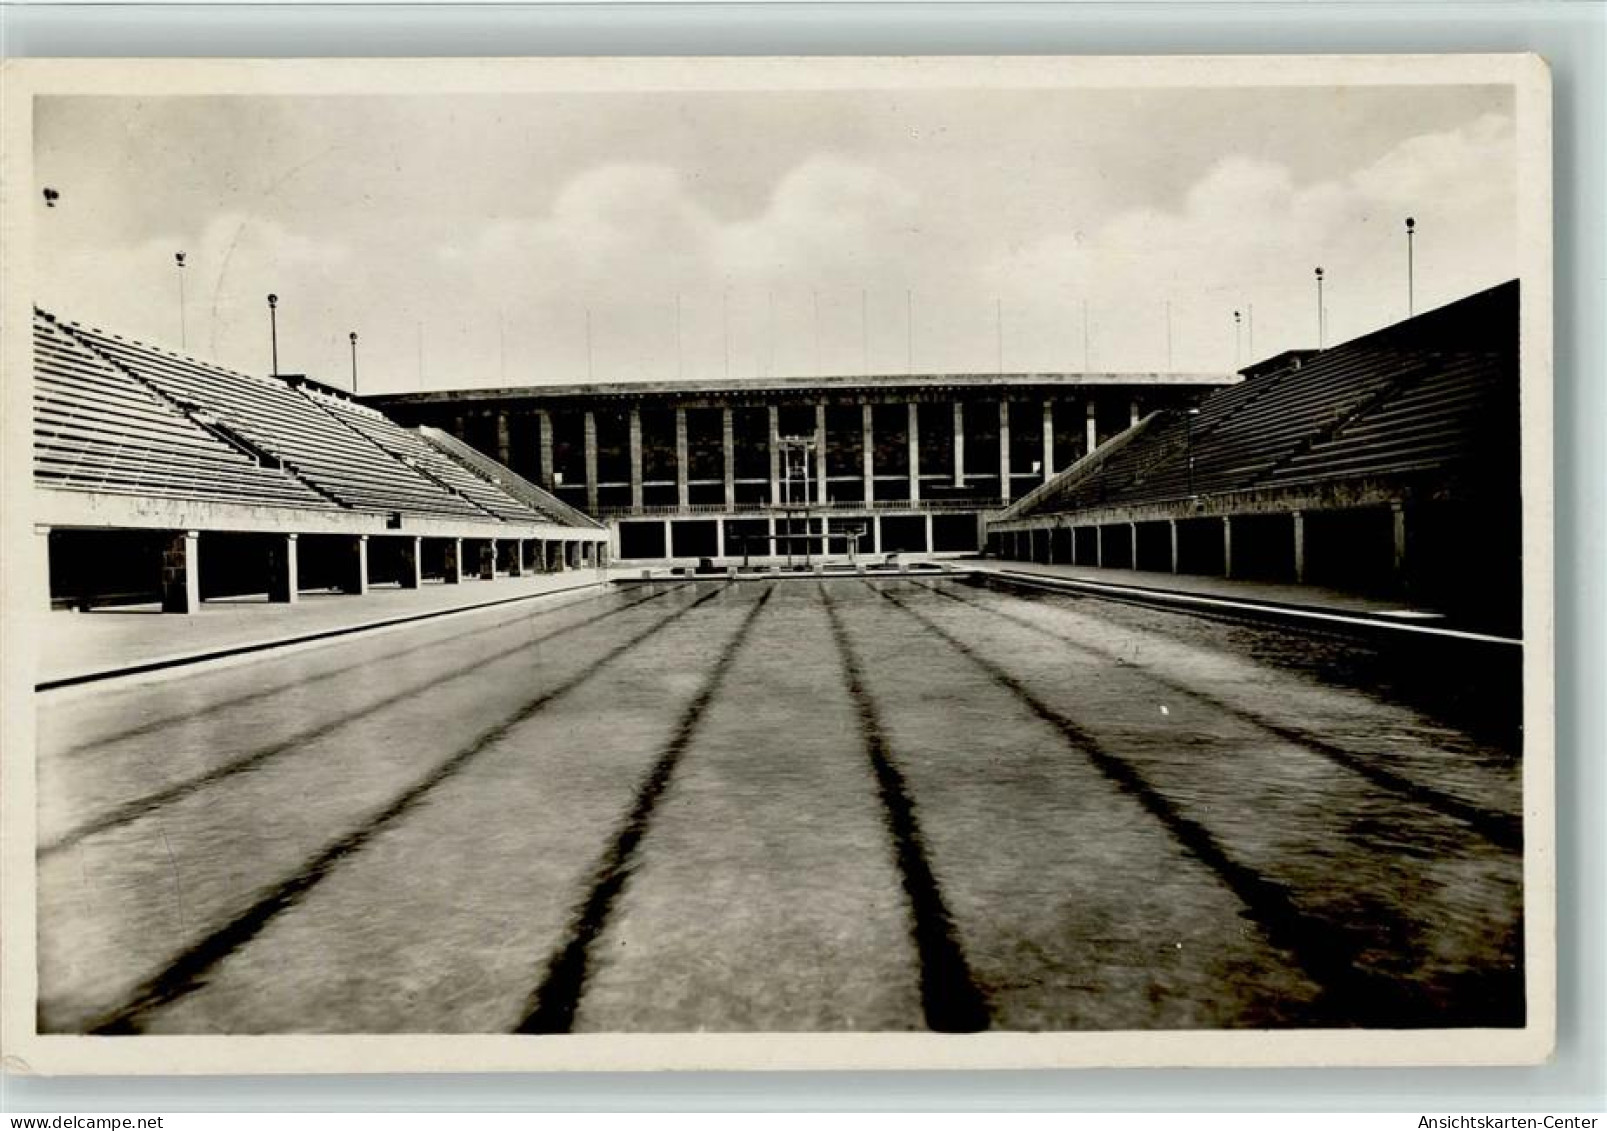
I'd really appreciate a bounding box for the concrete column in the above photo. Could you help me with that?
[1095,525,1105,569]
[507,538,524,578]
[872,516,882,555]
[1045,524,1056,564]
[479,539,496,581]
[1222,516,1235,580]
[767,516,777,559]
[675,406,690,510]
[998,399,1012,503]
[1042,400,1055,481]
[1130,522,1139,571]
[924,512,935,554]
[767,405,781,505]
[346,534,370,595]
[721,406,736,509]
[1085,399,1099,455]
[268,532,299,603]
[861,402,875,503]
[36,524,52,609]
[664,519,674,560]
[1293,510,1307,583]
[161,530,201,614]
[629,406,644,513]
[1169,520,1180,574]
[569,542,582,570]
[1392,503,1407,580]
[538,411,555,489]
[715,520,726,560]
[814,401,828,505]
[952,401,966,487]
[583,410,599,513]
[443,538,462,584]
[907,401,921,502]
[1129,398,1141,429]
[399,535,422,589]
[496,411,511,467]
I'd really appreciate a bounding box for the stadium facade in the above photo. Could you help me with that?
[367,372,1228,564]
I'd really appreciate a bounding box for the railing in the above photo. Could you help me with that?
[593,497,1001,518]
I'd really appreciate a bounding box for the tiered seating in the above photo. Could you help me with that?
[1265,351,1512,487]
[416,427,601,529]
[1133,346,1431,501]
[1006,280,1518,520]
[303,389,550,523]
[63,323,488,520]
[1028,366,1286,512]
[33,313,337,511]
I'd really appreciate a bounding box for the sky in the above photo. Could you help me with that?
[31,83,1518,392]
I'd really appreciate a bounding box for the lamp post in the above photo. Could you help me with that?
[1314,267,1325,349]
[1233,309,1242,368]
[174,252,187,350]
[266,293,280,376]
[1406,216,1416,318]
[349,331,359,393]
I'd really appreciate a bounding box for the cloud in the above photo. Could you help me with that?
[416,155,931,385]
[987,112,1517,372]
[38,214,354,376]
[34,109,1518,389]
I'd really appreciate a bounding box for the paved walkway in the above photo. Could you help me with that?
[966,559,1442,620]
[36,570,612,688]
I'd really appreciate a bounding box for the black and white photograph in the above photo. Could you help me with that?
[0,54,1554,1073]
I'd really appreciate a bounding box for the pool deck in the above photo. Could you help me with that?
[34,559,1463,689]
[34,570,611,689]
[966,560,1445,621]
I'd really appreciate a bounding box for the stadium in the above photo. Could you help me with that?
[27,280,1526,1036]
[17,73,1535,1047]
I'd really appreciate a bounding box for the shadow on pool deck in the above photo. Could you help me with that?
[968,560,1453,622]
[34,570,614,688]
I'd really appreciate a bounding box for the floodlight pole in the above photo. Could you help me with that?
[1406,217,1416,318]
[1314,267,1325,350]
[349,331,359,393]
[175,252,187,350]
[267,293,280,376]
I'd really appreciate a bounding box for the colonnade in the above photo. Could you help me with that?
[496,395,1142,511]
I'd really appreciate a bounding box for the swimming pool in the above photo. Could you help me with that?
[36,577,1523,1033]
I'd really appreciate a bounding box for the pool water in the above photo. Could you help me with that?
[36,577,1523,1034]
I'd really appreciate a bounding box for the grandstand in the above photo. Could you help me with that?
[987,281,1521,629]
[32,310,607,613]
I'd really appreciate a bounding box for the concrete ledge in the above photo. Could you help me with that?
[37,574,610,692]
[971,563,1520,647]
[616,563,961,584]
